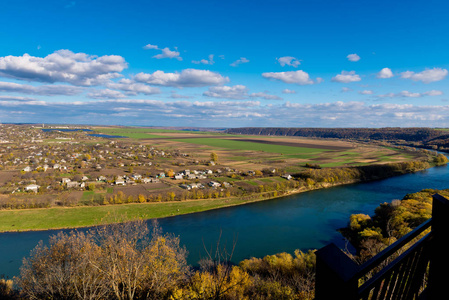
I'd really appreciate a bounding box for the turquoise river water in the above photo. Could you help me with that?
[1,165,448,278]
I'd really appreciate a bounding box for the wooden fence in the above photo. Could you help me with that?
[315,194,449,299]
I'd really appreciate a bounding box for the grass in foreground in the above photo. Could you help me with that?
[0,197,262,232]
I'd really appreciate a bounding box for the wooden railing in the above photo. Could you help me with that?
[315,194,449,300]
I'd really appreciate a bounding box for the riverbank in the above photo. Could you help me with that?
[1,159,444,232]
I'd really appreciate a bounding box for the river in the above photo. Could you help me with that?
[1,165,448,278]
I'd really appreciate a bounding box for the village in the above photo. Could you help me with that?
[0,125,294,208]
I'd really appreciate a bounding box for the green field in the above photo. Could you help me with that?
[94,128,170,139]
[0,197,268,232]
[172,138,329,155]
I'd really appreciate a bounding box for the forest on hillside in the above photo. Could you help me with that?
[225,127,444,143]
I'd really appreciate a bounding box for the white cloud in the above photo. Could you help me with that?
[0,50,127,86]
[203,86,282,100]
[341,87,352,92]
[106,79,160,95]
[347,54,360,62]
[87,89,127,99]
[203,85,248,99]
[249,92,283,100]
[378,90,443,98]
[153,47,182,61]
[134,69,229,87]
[282,89,296,94]
[192,54,214,65]
[424,90,444,96]
[399,91,421,98]
[0,95,36,101]
[170,92,191,99]
[377,68,394,79]
[230,57,249,67]
[359,90,374,95]
[262,70,316,85]
[0,81,83,96]
[143,44,182,61]
[400,68,448,83]
[143,44,159,50]
[331,71,361,83]
[3,98,449,127]
[277,56,301,67]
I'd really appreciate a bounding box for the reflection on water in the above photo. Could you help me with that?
[1,165,448,278]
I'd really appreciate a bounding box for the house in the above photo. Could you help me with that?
[61,178,71,184]
[81,176,89,181]
[180,184,191,190]
[132,174,142,180]
[142,177,151,184]
[97,176,107,182]
[66,181,79,189]
[188,183,200,189]
[115,176,125,185]
[22,166,32,172]
[208,181,221,188]
[25,184,40,192]
[174,174,183,180]
[282,174,292,180]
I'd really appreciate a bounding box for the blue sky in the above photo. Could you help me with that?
[0,0,449,127]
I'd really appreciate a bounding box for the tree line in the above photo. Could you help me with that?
[225,127,444,142]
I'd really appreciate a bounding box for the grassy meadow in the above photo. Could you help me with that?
[0,197,265,232]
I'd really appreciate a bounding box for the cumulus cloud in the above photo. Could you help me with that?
[143,44,159,50]
[331,71,361,83]
[105,79,160,95]
[359,90,373,95]
[87,89,127,99]
[134,69,229,87]
[262,70,316,85]
[203,85,248,100]
[0,81,83,96]
[203,85,282,100]
[230,57,249,67]
[249,92,283,100]
[377,67,394,79]
[347,54,360,62]
[282,89,296,94]
[0,95,36,101]
[0,50,127,86]
[378,90,443,98]
[2,98,449,127]
[277,56,301,67]
[143,43,182,61]
[400,68,448,83]
[192,54,214,65]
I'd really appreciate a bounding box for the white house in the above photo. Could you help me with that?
[61,178,71,184]
[115,176,125,185]
[22,166,32,172]
[208,181,221,188]
[25,184,40,192]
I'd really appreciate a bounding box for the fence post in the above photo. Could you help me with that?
[315,243,359,300]
[428,194,449,298]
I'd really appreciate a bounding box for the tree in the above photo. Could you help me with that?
[18,220,189,300]
[210,152,218,163]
